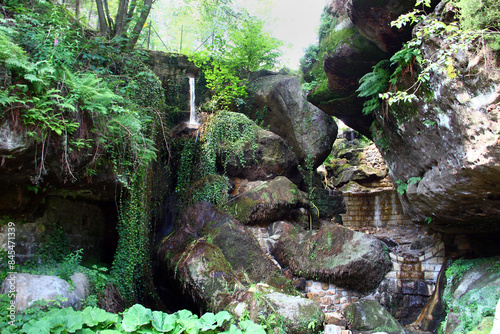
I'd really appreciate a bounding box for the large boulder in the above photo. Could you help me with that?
[272,222,392,292]
[225,176,309,226]
[344,299,408,334]
[157,204,325,333]
[218,127,300,182]
[245,74,337,168]
[1,273,89,311]
[158,201,282,286]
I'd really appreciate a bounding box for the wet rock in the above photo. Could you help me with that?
[344,299,408,334]
[245,74,337,168]
[272,222,392,292]
[1,273,89,311]
[225,176,309,226]
[219,127,300,182]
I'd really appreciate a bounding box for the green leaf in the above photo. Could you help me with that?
[121,304,153,332]
[199,312,217,331]
[215,311,231,327]
[151,311,175,332]
[81,306,119,327]
[238,320,266,334]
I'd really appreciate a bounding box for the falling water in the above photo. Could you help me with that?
[188,76,198,126]
[373,195,382,227]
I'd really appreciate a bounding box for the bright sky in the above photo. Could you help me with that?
[237,0,327,70]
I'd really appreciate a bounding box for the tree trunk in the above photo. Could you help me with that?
[114,0,130,38]
[95,0,109,36]
[75,0,80,19]
[127,0,154,49]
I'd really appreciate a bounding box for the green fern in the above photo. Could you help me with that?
[357,60,390,115]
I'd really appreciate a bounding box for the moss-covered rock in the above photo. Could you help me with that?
[344,299,408,334]
[225,176,309,225]
[219,127,300,182]
[440,257,500,334]
[158,201,283,289]
[272,222,392,292]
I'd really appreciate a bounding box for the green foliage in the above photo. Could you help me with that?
[201,111,258,177]
[440,258,500,333]
[0,299,266,334]
[357,60,390,115]
[190,174,230,207]
[0,18,27,63]
[190,16,282,109]
[20,248,83,283]
[111,168,153,306]
[453,0,500,50]
[395,176,421,195]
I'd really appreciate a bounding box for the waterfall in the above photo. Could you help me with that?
[188,76,198,125]
[373,195,382,227]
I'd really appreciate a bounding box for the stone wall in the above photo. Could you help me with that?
[341,189,411,229]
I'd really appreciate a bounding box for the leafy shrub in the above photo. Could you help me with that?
[454,0,500,50]
[201,111,258,177]
[0,300,267,334]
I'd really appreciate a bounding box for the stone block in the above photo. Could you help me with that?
[385,271,397,279]
[340,296,350,304]
[318,291,326,297]
[321,296,333,305]
[322,282,330,290]
[324,325,342,334]
[424,271,439,280]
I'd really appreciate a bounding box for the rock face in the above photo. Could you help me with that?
[272,222,392,292]
[1,273,89,311]
[311,1,500,233]
[307,18,385,138]
[219,127,300,182]
[344,299,408,334]
[245,74,337,168]
[372,33,500,233]
[347,0,417,53]
[226,176,309,226]
[261,292,325,334]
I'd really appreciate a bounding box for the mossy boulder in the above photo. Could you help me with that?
[226,176,309,225]
[219,127,300,183]
[440,257,500,334]
[344,299,408,334]
[272,222,392,292]
[225,286,324,334]
[158,201,281,286]
[262,292,324,334]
